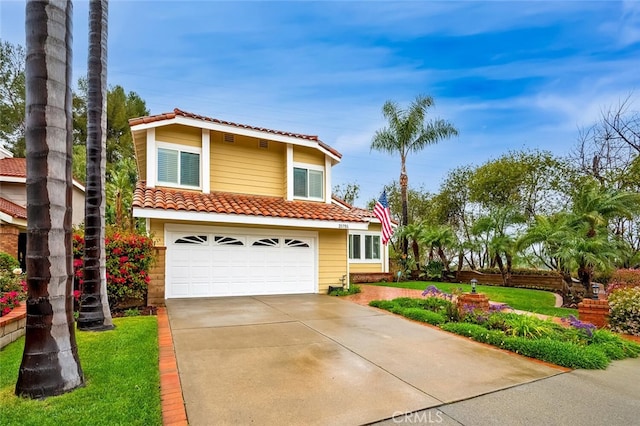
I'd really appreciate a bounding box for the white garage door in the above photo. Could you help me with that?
[166,227,317,298]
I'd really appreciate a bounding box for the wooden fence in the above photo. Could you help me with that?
[456,270,563,291]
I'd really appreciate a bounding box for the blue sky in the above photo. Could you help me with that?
[2,1,640,206]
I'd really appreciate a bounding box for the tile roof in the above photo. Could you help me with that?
[0,197,27,220]
[0,158,27,178]
[133,182,367,223]
[128,108,342,159]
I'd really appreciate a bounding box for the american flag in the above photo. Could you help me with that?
[373,191,394,245]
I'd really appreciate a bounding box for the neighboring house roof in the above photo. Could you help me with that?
[0,197,27,220]
[129,108,342,159]
[0,158,26,177]
[0,157,86,191]
[133,181,367,223]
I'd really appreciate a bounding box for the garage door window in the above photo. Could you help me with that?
[253,238,279,247]
[214,236,244,246]
[175,235,208,244]
[285,239,310,248]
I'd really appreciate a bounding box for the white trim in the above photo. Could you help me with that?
[156,141,202,190]
[0,212,26,227]
[324,156,332,204]
[131,115,341,162]
[133,207,369,230]
[146,128,156,188]
[286,144,293,201]
[201,129,210,194]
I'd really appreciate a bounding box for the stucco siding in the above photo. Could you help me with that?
[318,229,348,293]
[210,132,285,196]
[293,145,325,166]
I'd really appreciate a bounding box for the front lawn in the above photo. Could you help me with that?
[0,316,161,426]
[370,297,640,369]
[370,281,577,317]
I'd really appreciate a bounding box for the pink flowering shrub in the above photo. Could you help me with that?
[606,269,640,295]
[73,230,155,308]
[0,253,26,317]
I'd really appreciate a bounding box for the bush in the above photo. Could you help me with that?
[329,284,361,296]
[475,267,561,277]
[401,307,445,325]
[608,287,640,336]
[440,322,506,346]
[0,253,26,317]
[0,252,20,273]
[73,229,155,308]
[606,269,640,295]
[369,300,397,311]
[501,337,610,369]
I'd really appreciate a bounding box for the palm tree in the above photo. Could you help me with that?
[371,95,458,255]
[16,0,84,398]
[420,224,457,275]
[78,0,114,331]
[395,223,426,270]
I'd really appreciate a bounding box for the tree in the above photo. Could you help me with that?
[78,0,114,331]
[0,40,26,155]
[395,223,426,270]
[420,224,457,275]
[16,0,84,398]
[333,182,360,205]
[106,157,138,229]
[371,95,458,256]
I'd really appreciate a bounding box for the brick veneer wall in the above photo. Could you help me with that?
[148,247,166,307]
[0,224,20,256]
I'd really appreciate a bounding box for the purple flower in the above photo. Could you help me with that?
[561,315,596,338]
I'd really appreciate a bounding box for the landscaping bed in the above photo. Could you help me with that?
[369,295,640,370]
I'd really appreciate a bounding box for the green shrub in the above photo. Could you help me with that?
[503,314,555,339]
[440,322,506,346]
[329,284,361,296]
[0,252,20,273]
[401,307,445,325]
[368,300,396,310]
[608,287,640,336]
[501,337,610,369]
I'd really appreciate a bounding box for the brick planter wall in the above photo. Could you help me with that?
[0,304,26,349]
[457,293,490,313]
[456,270,563,291]
[148,247,166,307]
[578,299,610,328]
[350,272,394,283]
[0,224,20,256]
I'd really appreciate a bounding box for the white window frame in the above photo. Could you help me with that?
[292,162,324,201]
[156,141,202,190]
[348,231,381,263]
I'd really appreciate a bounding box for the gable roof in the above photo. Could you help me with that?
[133,182,367,224]
[0,197,27,220]
[129,108,342,160]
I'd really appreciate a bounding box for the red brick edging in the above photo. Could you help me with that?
[157,307,188,425]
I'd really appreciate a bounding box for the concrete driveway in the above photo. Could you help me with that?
[167,294,564,425]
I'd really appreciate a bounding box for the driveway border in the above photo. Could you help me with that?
[158,307,188,426]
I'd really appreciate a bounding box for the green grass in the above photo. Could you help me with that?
[370,281,577,317]
[0,317,161,426]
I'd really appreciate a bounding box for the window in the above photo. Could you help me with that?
[349,234,380,261]
[365,235,380,260]
[157,146,200,187]
[348,235,361,259]
[293,167,323,199]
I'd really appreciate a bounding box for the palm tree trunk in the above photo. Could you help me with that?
[78,0,113,331]
[438,247,450,274]
[400,171,409,256]
[16,0,84,398]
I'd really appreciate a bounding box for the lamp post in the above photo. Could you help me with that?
[470,278,478,294]
[591,283,600,300]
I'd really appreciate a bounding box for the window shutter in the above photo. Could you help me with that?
[308,170,323,198]
[180,152,200,186]
[293,168,307,197]
[158,148,178,184]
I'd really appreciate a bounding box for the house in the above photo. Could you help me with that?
[0,147,86,270]
[129,108,389,303]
